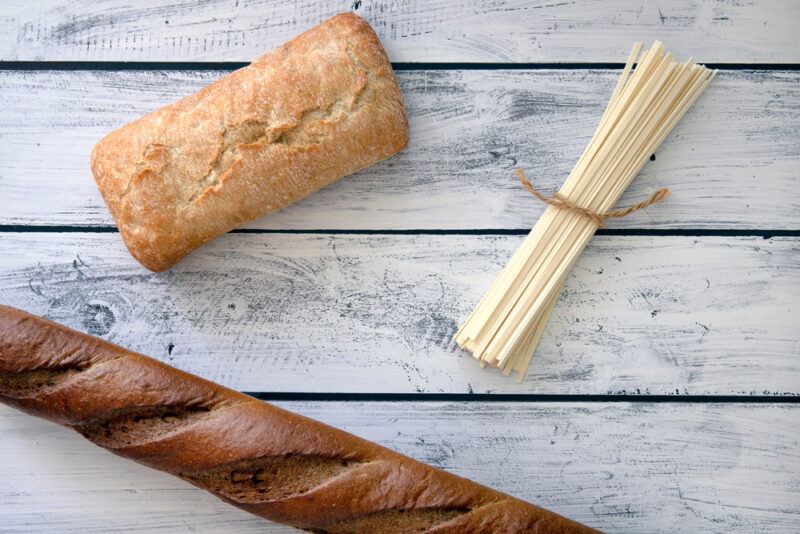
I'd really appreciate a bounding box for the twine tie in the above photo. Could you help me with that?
[515,168,670,228]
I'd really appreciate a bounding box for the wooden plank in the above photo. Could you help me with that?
[1,401,797,533]
[0,232,796,395]
[1,1,797,63]
[1,69,798,230]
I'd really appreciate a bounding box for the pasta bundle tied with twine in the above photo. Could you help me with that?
[454,42,715,381]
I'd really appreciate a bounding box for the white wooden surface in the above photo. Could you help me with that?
[2,401,798,533]
[1,0,798,63]
[1,69,798,230]
[0,232,797,395]
[1,1,799,533]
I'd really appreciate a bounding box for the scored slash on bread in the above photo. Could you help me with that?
[0,305,597,533]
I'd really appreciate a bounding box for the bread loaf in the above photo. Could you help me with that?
[0,305,596,533]
[90,13,409,271]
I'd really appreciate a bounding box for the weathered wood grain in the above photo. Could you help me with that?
[1,401,797,533]
[1,4,797,534]
[1,1,797,63]
[0,232,796,395]
[1,69,798,230]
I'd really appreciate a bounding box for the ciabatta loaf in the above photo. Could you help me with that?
[91,13,408,271]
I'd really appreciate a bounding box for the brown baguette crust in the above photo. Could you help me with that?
[0,305,598,533]
[90,13,409,272]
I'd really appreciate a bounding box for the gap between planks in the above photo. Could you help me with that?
[244,392,800,403]
[0,226,799,238]
[1,61,800,71]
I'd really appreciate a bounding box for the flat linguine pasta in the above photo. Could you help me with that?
[454,42,716,381]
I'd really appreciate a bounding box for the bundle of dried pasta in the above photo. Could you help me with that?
[454,42,715,381]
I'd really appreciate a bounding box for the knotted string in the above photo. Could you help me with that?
[515,168,670,228]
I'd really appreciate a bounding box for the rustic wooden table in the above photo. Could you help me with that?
[0,1,798,532]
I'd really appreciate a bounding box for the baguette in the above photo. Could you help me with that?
[90,13,409,272]
[0,305,597,533]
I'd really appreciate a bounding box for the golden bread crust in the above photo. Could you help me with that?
[91,13,408,271]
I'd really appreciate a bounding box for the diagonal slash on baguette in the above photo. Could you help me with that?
[0,305,597,533]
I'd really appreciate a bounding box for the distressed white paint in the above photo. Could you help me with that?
[1,70,798,230]
[1,401,798,533]
[1,3,797,533]
[0,232,796,395]
[0,1,798,62]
